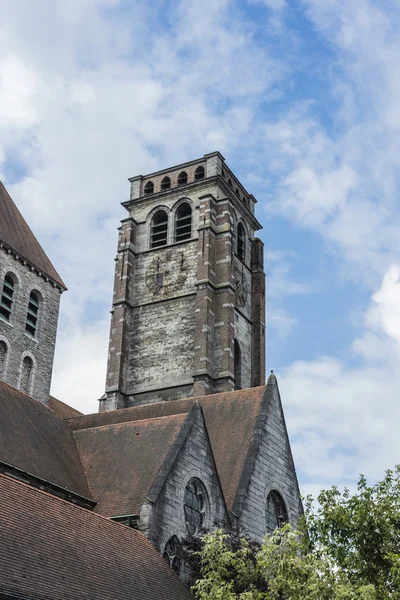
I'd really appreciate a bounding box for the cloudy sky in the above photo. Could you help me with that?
[1,0,400,496]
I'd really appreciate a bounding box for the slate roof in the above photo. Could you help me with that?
[0,473,194,600]
[74,412,189,516]
[49,394,83,418]
[68,386,269,513]
[0,181,66,289]
[0,381,90,499]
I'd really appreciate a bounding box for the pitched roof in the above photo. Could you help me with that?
[74,412,188,516]
[49,394,83,418]
[0,381,90,499]
[0,181,66,289]
[0,474,194,600]
[68,386,268,513]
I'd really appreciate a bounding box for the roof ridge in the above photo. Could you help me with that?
[73,411,188,433]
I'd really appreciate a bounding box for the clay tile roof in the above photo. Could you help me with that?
[0,381,90,498]
[0,181,66,289]
[74,413,189,516]
[0,473,194,600]
[48,394,83,418]
[68,386,268,513]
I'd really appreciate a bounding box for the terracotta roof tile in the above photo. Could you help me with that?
[74,413,188,516]
[0,181,66,288]
[0,473,193,600]
[0,381,90,498]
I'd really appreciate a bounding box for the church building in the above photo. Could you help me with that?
[0,153,302,598]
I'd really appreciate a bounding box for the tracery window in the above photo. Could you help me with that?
[0,341,8,377]
[0,274,15,322]
[178,171,188,185]
[237,223,245,262]
[194,166,205,180]
[150,210,168,248]
[163,536,181,575]
[175,203,192,242]
[184,478,207,535]
[265,490,288,533]
[144,181,154,195]
[161,176,171,191]
[26,291,39,337]
[20,356,33,395]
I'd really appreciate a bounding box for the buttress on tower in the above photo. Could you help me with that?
[100,152,265,412]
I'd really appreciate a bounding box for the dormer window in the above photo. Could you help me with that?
[144,181,154,195]
[195,166,205,180]
[237,223,245,262]
[26,292,39,337]
[178,171,188,185]
[0,274,15,322]
[151,210,168,248]
[161,176,171,191]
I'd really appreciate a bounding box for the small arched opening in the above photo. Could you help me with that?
[234,339,241,390]
[150,210,168,248]
[144,181,154,195]
[175,203,192,242]
[161,176,171,191]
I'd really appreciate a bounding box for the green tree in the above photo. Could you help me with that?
[191,468,400,599]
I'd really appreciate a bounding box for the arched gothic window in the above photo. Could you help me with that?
[20,356,33,395]
[265,490,288,533]
[150,210,168,248]
[0,274,15,322]
[235,187,240,197]
[26,292,39,337]
[184,479,207,535]
[175,203,192,242]
[163,536,181,575]
[178,171,188,185]
[195,166,205,180]
[237,223,245,262]
[0,341,8,378]
[161,176,171,191]
[234,339,241,390]
[228,178,233,188]
[144,181,154,195]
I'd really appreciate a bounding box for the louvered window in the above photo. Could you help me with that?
[175,203,192,242]
[237,223,245,262]
[0,275,15,322]
[195,166,205,180]
[26,292,39,337]
[177,171,188,185]
[144,181,154,195]
[151,210,168,248]
[161,176,171,190]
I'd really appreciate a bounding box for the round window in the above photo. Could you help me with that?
[184,478,207,535]
[265,490,288,533]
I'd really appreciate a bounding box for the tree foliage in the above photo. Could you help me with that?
[190,468,400,599]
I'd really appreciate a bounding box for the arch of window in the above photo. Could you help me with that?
[20,355,34,395]
[0,340,8,378]
[184,478,207,535]
[150,210,168,248]
[144,181,154,195]
[265,490,288,533]
[235,187,240,197]
[228,178,233,188]
[178,171,188,185]
[163,536,181,575]
[237,223,245,262]
[234,339,241,390]
[26,291,40,337]
[161,176,171,191]
[195,166,205,180]
[0,274,15,322]
[175,202,192,242]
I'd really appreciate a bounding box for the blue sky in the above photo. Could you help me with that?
[1,0,400,497]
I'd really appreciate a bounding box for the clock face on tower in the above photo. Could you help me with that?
[234,268,249,308]
[146,250,188,296]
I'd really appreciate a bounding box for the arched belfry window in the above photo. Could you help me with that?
[175,203,192,242]
[0,274,15,322]
[150,210,168,248]
[235,187,240,197]
[195,166,205,180]
[144,181,154,195]
[184,479,207,535]
[163,536,181,575]
[161,176,171,191]
[20,356,33,395]
[178,171,188,185]
[0,340,8,378]
[266,490,288,533]
[26,292,40,337]
[237,223,245,262]
[234,339,241,390]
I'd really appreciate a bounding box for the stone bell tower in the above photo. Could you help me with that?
[100,152,265,412]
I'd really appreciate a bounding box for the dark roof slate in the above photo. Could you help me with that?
[0,473,193,600]
[0,181,66,288]
[68,386,268,513]
[48,394,83,418]
[0,381,90,499]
